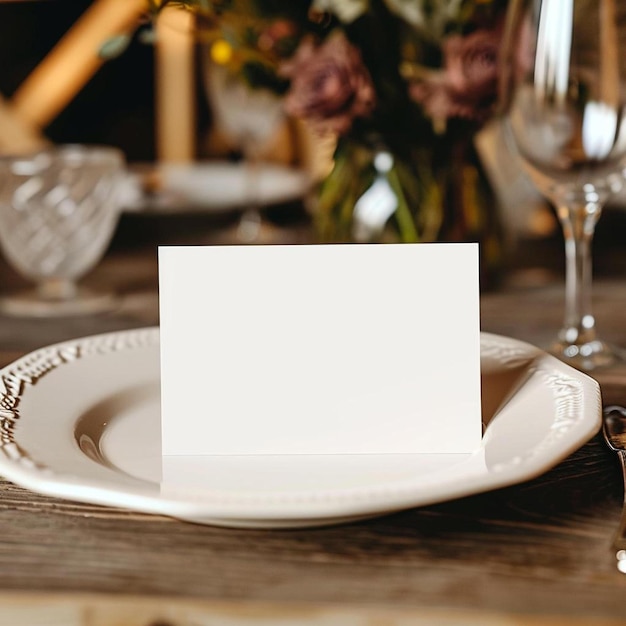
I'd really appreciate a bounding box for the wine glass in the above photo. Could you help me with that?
[500,0,626,371]
[203,60,285,243]
[0,145,125,317]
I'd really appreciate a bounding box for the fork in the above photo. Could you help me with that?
[602,405,626,572]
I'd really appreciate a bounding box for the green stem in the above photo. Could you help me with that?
[386,166,419,243]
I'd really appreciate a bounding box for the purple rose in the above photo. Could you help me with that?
[444,27,501,107]
[409,23,504,126]
[409,74,469,126]
[280,32,376,135]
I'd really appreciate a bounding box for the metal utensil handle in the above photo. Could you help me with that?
[614,450,626,572]
[616,450,626,544]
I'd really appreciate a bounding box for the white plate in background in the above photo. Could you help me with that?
[122,161,311,214]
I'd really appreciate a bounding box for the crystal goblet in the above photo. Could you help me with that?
[203,60,285,243]
[0,145,125,317]
[500,0,626,371]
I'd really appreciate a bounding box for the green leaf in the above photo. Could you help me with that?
[99,34,132,60]
[138,28,157,45]
[386,164,419,242]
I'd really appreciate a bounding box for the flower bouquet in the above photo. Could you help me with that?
[148,0,508,275]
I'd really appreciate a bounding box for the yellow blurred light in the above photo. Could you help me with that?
[211,40,233,65]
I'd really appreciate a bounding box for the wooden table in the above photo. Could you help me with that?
[1,222,626,625]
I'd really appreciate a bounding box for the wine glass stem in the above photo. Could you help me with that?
[37,277,78,301]
[556,202,602,347]
[237,142,262,243]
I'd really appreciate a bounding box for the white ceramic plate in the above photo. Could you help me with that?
[0,329,601,528]
[123,162,311,214]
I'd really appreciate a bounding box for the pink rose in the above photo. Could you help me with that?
[409,24,503,126]
[257,19,299,54]
[409,74,473,124]
[280,32,376,135]
[444,27,501,107]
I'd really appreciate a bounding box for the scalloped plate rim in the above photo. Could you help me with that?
[0,327,602,527]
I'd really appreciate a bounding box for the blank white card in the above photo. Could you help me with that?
[159,243,481,455]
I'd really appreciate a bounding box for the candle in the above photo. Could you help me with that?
[10,0,146,129]
[0,94,47,154]
[155,7,196,163]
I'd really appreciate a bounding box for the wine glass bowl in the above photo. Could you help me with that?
[205,62,284,151]
[203,60,285,243]
[501,0,626,370]
[0,145,125,317]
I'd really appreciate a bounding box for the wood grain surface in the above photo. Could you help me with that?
[2,592,626,626]
[1,243,626,623]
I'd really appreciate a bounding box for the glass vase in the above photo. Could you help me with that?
[314,136,503,288]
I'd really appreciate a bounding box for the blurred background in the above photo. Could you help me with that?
[0,0,157,159]
[0,0,318,270]
[0,0,625,290]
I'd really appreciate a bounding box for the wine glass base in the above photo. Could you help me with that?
[237,210,263,243]
[549,338,624,372]
[0,287,118,318]
[224,216,295,245]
